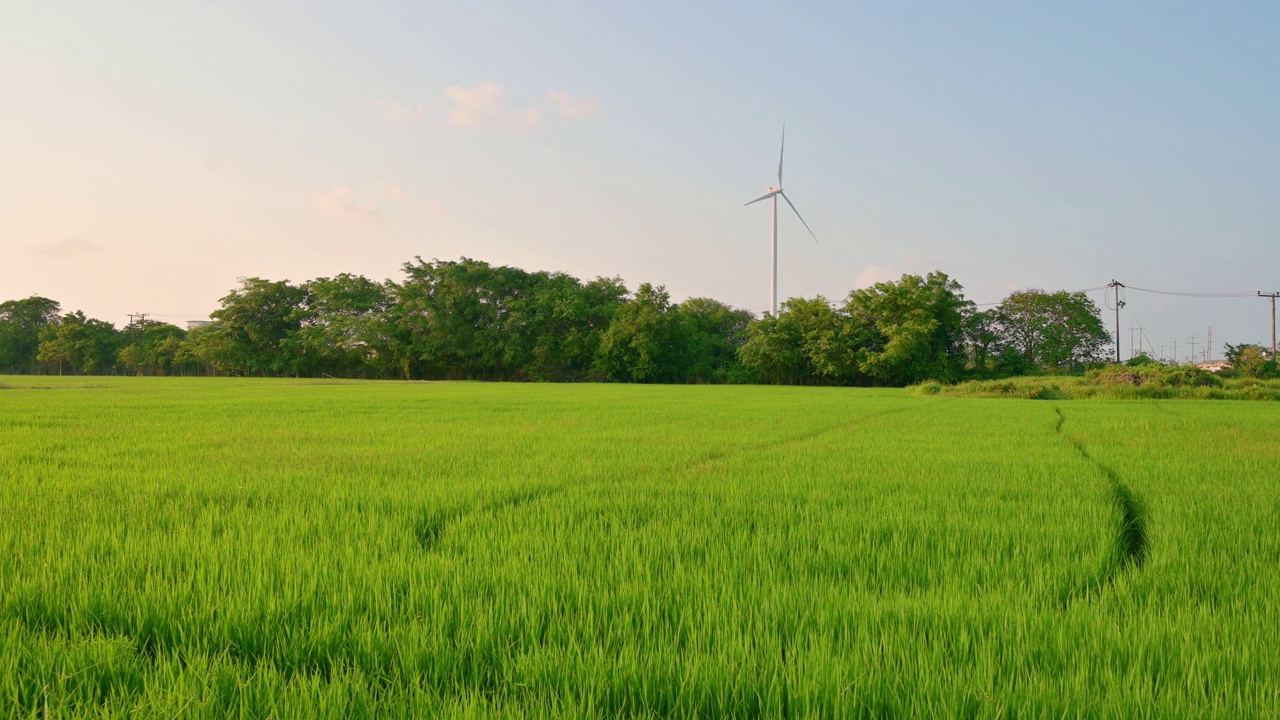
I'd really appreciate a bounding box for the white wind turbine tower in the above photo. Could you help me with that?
[744,125,818,317]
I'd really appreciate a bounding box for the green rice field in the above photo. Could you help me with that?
[2,378,1278,717]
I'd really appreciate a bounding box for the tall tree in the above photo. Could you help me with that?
[297,274,393,377]
[208,277,309,376]
[395,257,538,380]
[738,297,844,385]
[519,273,627,382]
[993,290,1110,369]
[0,296,62,372]
[1224,342,1278,379]
[118,320,187,375]
[595,283,684,383]
[843,272,973,385]
[36,311,121,374]
[674,298,754,383]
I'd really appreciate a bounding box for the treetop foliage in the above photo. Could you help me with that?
[2,256,1137,384]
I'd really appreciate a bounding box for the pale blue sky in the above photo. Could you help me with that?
[3,1,1279,359]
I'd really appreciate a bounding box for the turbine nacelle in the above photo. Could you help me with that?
[743,187,783,206]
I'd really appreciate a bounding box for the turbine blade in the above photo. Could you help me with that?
[743,191,775,206]
[780,192,817,242]
[777,124,785,187]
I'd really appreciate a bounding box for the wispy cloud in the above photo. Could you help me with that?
[853,255,960,289]
[376,178,405,199]
[515,105,541,127]
[444,80,540,129]
[546,90,601,118]
[421,199,449,220]
[378,82,595,131]
[26,237,104,258]
[852,264,903,288]
[316,186,379,221]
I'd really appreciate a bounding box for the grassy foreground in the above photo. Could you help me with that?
[2,378,1278,717]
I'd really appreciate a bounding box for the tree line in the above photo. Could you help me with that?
[2,256,1121,385]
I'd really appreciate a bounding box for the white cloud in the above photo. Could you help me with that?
[442,81,549,129]
[852,264,903,288]
[515,105,541,128]
[26,237,103,258]
[445,81,508,128]
[379,83,594,131]
[316,186,379,221]
[546,90,601,118]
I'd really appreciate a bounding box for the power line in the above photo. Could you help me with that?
[1123,285,1257,298]
[971,284,1112,307]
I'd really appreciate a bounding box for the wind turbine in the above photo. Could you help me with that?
[744,125,817,317]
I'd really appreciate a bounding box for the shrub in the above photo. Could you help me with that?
[1085,363,1222,389]
[916,380,943,395]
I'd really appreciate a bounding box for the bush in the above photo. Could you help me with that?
[919,370,1276,401]
[916,380,943,395]
[1085,363,1222,389]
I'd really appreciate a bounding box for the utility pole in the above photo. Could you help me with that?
[1171,340,1179,364]
[1261,292,1279,360]
[1206,326,1213,363]
[1189,334,1198,366]
[1109,280,1125,363]
[1129,327,1138,360]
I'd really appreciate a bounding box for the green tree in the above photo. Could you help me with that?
[118,320,187,375]
[738,297,844,385]
[843,272,972,385]
[1125,353,1158,367]
[399,256,519,379]
[674,297,754,383]
[520,273,627,382]
[177,324,234,376]
[297,274,394,377]
[208,278,309,376]
[594,283,684,383]
[393,258,630,381]
[396,257,542,379]
[961,309,1004,376]
[993,290,1110,370]
[36,311,122,374]
[0,296,61,372]
[1224,342,1278,379]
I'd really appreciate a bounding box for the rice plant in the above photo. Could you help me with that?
[1,378,1277,717]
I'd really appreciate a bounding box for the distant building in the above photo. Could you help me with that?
[187,320,212,331]
[1197,359,1231,373]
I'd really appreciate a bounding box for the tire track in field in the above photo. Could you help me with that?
[1053,406,1149,601]
[686,405,920,473]
[412,405,921,553]
[414,485,555,551]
